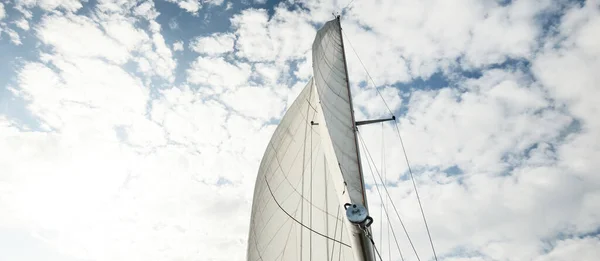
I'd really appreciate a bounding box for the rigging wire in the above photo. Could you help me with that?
[310,121,314,261]
[341,30,394,116]
[342,27,439,261]
[379,123,384,251]
[357,131,409,261]
[364,228,384,261]
[392,123,439,261]
[383,123,393,261]
[341,0,355,15]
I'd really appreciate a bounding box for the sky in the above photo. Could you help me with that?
[0,0,599,260]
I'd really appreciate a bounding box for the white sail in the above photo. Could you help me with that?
[246,79,357,261]
[312,18,366,207]
[246,17,374,261]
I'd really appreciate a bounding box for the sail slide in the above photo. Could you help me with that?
[246,17,374,261]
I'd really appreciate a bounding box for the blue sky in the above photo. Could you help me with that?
[1,0,599,260]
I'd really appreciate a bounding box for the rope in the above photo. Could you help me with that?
[357,131,409,261]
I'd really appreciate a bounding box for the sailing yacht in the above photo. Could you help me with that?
[246,16,402,261]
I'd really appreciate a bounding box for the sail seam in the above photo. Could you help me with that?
[266,139,342,221]
[264,176,352,248]
[330,207,340,261]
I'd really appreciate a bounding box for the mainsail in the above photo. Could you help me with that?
[247,17,375,261]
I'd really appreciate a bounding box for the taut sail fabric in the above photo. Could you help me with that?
[246,80,356,261]
[312,18,365,206]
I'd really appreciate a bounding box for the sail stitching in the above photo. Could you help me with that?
[268,140,342,221]
[264,176,351,248]
[265,131,342,221]
[330,207,340,261]
[253,194,302,261]
[279,215,297,261]
[255,169,304,240]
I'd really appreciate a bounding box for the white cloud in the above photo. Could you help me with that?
[163,0,225,14]
[535,237,600,261]
[1,3,267,261]
[254,62,282,85]
[169,18,179,30]
[210,0,225,6]
[189,33,235,55]
[17,58,149,129]
[14,0,83,13]
[164,0,201,14]
[350,2,600,260]
[186,56,252,93]
[4,28,22,45]
[222,86,286,120]
[299,0,554,81]
[33,11,176,82]
[293,56,312,80]
[231,7,316,62]
[173,40,184,51]
[354,85,402,119]
[101,18,149,51]
[133,1,159,20]
[14,18,30,30]
[151,86,229,147]
[36,14,131,64]
[0,3,6,20]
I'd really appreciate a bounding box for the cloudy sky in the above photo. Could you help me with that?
[0,0,599,260]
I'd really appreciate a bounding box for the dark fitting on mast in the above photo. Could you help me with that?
[344,203,373,229]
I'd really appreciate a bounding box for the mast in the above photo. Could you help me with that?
[336,15,376,261]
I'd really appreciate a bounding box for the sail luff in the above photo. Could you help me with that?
[335,15,368,207]
[335,15,377,261]
[312,15,364,208]
[312,16,375,261]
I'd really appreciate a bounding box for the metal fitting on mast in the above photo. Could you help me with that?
[344,203,374,229]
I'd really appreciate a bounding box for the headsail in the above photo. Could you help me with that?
[246,79,357,261]
[246,17,374,261]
